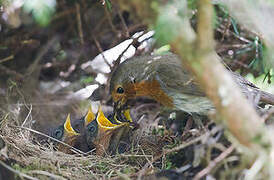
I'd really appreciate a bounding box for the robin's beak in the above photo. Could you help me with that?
[113,100,133,123]
[113,101,121,115]
[94,106,130,155]
[123,109,133,122]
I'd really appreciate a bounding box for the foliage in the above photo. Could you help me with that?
[23,0,56,26]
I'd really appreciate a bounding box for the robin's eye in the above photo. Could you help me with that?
[116,87,124,94]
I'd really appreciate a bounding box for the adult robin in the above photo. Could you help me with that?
[50,106,132,155]
[110,53,274,117]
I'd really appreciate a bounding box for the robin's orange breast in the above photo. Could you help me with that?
[123,79,174,107]
[110,53,274,115]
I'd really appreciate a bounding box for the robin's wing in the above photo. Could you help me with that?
[154,60,205,97]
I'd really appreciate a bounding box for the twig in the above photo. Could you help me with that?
[26,37,58,76]
[0,160,38,180]
[128,23,147,33]
[116,170,131,180]
[113,32,144,69]
[93,36,112,69]
[29,170,66,180]
[196,0,214,50]
[137,134,206,179]
[117,9,129,37]
[21,104,32,128]
[0,64,24,80]
[19,104,32,140]
[138,33,153,45]
[92,16,107,34]
[10,125,85,155]
[193,145,235,180]
[120,154,153,158]
[141,147,154,168]
[52,8,76,21]
[221,17,231,42]
[76,3,84,45]
[0,55,14,64]
[171,0,265,149]
[104,6,118,35]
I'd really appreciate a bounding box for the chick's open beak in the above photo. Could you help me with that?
[84,105,96,126]
[94,106,130,155]
[64,114,80,136]
[97,106,123,130]
[56,114,81,154]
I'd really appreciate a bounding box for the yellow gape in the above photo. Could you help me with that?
[96,106,121,131]
[64,114,80,136]
[85,105,96,126]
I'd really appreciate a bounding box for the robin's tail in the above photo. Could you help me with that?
[260,90,274,105]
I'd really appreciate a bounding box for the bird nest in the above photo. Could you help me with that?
[0,105,171,179]
[0,99,243,179]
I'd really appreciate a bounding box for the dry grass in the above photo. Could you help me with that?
[0,92,242,179]
[0,103,168,179]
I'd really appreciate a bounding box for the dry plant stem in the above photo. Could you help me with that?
[137,134,205,179]
[196,0,214,51]
[117,9,130,37]
[0,55,14,64]
[0,64,24,80]
[76,3,84,45]
[93,36,112,69]
[21,104,32,127]
[172,0,266,148]
[28,170,66,180]
[104,6,118,34]
[26,37,58,76]
[113,31,145,68]
[11,125,85,155]
[194,145,235,180]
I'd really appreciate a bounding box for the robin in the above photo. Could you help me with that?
[50,106,133,155]
[110,53,274,117]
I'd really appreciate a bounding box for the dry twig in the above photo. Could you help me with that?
[76,3,84,45]
[0,55,14,64]
[194,145,235,180]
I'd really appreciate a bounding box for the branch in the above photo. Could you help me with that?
[170,0,267,150]
[196,0,214,50]
[116,0,270,164]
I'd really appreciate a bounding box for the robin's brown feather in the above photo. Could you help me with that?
[110,53,274,114]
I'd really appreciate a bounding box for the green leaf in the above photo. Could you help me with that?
[231,18,239,35]
[23,0,56,26]
[105,0,112,11]
[81,76,94,84]
[154,45,171,55]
